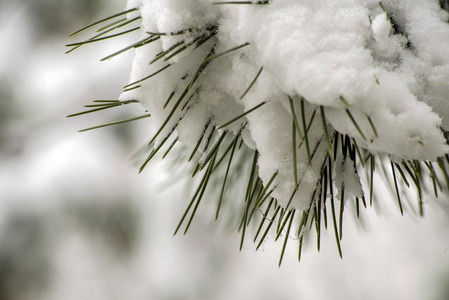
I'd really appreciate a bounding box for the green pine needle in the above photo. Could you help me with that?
[240,67,264,100]
[212,1,269,4]
[151,40,185,64]
[390,161,404,215]
[66,16,141,51]
[96,17,128,33]
[124,64,172,89]
[216,135,239,220]
[366,115,378,138]
[320,106,334,161]
[203,43,250,63]
[184,151,218,234]
[345,109,367,142]
[68,8,138,37]
[256,205,280,250]
[66,99,139,117]
[216,101,266,130]
[146,27,195,36]
[162,137,179,159]
[79,113,151,132]
[279,210,295,267]
[101,35,159,61]
[300,98,312,165]
[292,118,299,185]
[328,156,343,258]
[85,23,140,44]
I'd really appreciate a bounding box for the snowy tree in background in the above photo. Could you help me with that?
[67,0,449,264]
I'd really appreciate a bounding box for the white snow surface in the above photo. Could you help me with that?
[371,12,392,48]
[123,0,449,210]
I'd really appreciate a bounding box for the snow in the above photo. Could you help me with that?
[371,12,391,48]
[122,0,449,210]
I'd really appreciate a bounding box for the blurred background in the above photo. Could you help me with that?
[1,1,449,299]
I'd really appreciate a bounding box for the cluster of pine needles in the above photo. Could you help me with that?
[66,2,449,266]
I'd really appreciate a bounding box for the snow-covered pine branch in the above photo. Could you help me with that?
[67,0,449,262]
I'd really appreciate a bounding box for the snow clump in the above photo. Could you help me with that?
[121,0,449,210]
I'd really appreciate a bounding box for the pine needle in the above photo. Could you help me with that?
[275,210,293,241]
[328,156,342,258]
[240,67,263,100]
[345,109,367,141]
[163,91,177,109]
[67,99,139,117]
[96,18,128,33]
[146,27,195,36]
[291,119,299,186]
[254,198,274,242]
[254,171,278,207]
[184,151,218,234]
[66,26,141,47]
[390,161,404,215]
[288,96,304,141]
[300,98,312,165]
[369,155,375,206]
[203,43,250,63]
[216,135,238,220]
[256,206,280,250]
[189,120,212,162]
[68,8,138,37]
[279,210,295,267]
[78,113,151,132]
[212,1,269,4]
[150,40,185,64]
[198,131,228,173]
[67,104,119,117]
[123,64,171,89]
[66,16,142,54]
[174,151,217,236]
[162,137,179,159]
[101,35,159,61]
[216,102,266,130]
[366,115,378,138]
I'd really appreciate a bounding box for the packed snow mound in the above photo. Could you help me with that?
[122,0,449,210]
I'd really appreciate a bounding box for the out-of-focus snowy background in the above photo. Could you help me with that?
[1,1,449,299]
